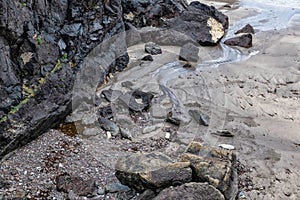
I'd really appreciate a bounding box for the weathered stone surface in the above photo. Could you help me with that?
[115,152,192,192]
[235,24,255,34]
[181,142,237,199]
[56,174,96,196]
[224,34,253,48]
[179,43,200,62]
[165,2,228,45]
[153,182,225,200]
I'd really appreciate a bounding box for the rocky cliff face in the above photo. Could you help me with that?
[0,0,228,159]
[0,0,128,158]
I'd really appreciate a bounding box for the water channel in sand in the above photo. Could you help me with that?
[70,1,300,198]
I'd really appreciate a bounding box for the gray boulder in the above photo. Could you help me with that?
[179,43,200,62]
[115,152,192,192]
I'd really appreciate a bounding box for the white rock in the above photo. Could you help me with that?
[165,132,171,140]
[218,144,235,150]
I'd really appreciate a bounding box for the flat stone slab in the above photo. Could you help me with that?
[115,152,192,192]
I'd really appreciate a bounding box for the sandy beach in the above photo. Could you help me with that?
[0,0,299,199]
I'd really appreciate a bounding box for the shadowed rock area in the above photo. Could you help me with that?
[0,0,229,159]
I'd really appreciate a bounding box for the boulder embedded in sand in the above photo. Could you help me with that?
[153,182,225,200]
[179,43,200,62]
[115,152,192,192]
[224,34,253,48]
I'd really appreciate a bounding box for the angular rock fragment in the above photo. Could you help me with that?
[115,152,192,192]
[235,24,255,34]
[224,34,253,48]
[179,43,200,62]
[153,182,225,200]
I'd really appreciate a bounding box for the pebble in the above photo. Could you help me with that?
[218,144,235,150]
[165,132,171,140]
[106,131,112,139]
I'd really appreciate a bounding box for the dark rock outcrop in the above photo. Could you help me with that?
[153,182,225,200]
[123,1,228,46]
[224,34,253,48]
[164,2,228,45]
[0,0,128,159]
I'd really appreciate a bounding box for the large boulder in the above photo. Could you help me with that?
[164,2,228,45]
[153,182,225,200]
[181,142,237,199]
[115,152,193,192]
[123,1,228,46]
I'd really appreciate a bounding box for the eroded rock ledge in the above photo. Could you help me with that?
[115,141,237,200]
